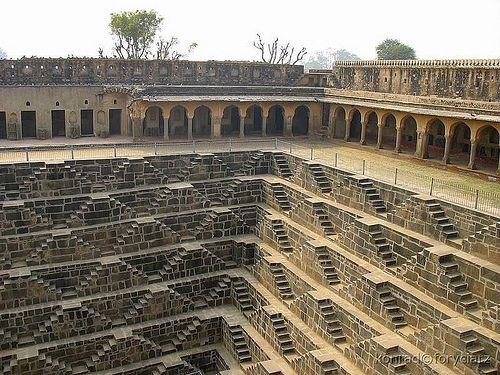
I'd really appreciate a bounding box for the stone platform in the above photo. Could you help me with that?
[0,150,498,374]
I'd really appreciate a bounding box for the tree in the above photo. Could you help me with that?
[156,37,198,60]
[110,10,163,59]
[253,34,307,65]
[305,48,360,70]
[376,39,416,60]
[0,47,6,59]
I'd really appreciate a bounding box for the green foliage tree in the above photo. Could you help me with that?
[376,39,416,60]
[0,47,6,59]
[110,10,163,59]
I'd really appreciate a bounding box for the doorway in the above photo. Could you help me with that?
[51,110,66,137]
[81,109,94,136]
[109,109,122,135]
[21,111,36,138]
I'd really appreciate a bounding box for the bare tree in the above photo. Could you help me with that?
[156,36,198,60]
[253,34,307,65]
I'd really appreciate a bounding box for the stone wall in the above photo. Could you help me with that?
[330,60,500,101]
[0,58,304,86]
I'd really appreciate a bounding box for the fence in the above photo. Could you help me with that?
[0,138,498,216]
[275,140,500,217]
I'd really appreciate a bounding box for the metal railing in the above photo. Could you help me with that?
[0,138,498,216]
[275,140,500,217]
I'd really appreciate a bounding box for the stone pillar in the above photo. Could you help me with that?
[395,127,402,153]
[376,124,383,149]
[132,116,144,141]
[285,115,293,137]
[344,116,351,142]
[415,131,427,158]
[360,121,367,145]
[187,116,193,140]
[262,116,267,137]
[442,135,451,164]
[164,117,169,140]
[239,116,245,138]
[497,154,500,174]
[212,116,221,138]
[468,142,477,169]
[422,132,430,159]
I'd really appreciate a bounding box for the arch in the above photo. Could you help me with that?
[221,105,240,137]
[193,105,211,138]
[292,105,309,136]
[424,118,446,159]
[381,113,397,149]
[143,106,164,137]
[448,122,471,167]
[267,105,285,136]
[473,125,499,172]
[400,115,417,153]
[348,109,362,141]
[244,105,263,136]
[168,106,188,139]
[365,111,379,145]
[332,106,346,139]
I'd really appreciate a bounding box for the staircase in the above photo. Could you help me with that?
[426,201,459,239]
[271,220,293,254]
[384,347,412,375]
[368,225,397,267]
[270,313,296,355]
[273,154,293,179]
[318,299,346,343]
[228,325,252,363]
[358,179,387,213]
[439,256,478,310]
[315,247,340,286]
[308,164,332,193]
[271,185,292,212]
[460,332,497,374]
[242,152,265,175]
[270,263,294,300]
[312,203,335,235]
[376,285,407,330]
[232,280,253,313]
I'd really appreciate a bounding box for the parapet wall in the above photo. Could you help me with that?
[0,58,304,86]
[326,59,500,101]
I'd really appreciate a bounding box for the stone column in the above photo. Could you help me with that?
[163,117,169,140]
[132,116,143,141]
[415,131,427,158]
[285,115,293,137]
[360,121,367,145]
[239,116,245,138]
[468,142,477,169]
[497,154,500,174]
[212,116,221,138]
[187,116,193,140]
[262,116,267,137]
[376,124,383,149]
[442,135,451,164]
[344,116,351,142]
[395,127,402,153]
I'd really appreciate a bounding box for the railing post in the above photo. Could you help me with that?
[25,148,29,162]
[193,140,196,153]
[274,138,278,150]
[429,177,434,196]
[154,142,157,156]
[310,148,313,160]
[362,160,366,175]
[474,189,479,209]
[334,152,338,168]
[113,144,117,158]
[394,167,398,185]
[289,142,292,154]
[71,146,74,160]
[229,138,232,152]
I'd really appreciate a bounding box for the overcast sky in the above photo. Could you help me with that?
[1,0,499,61]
